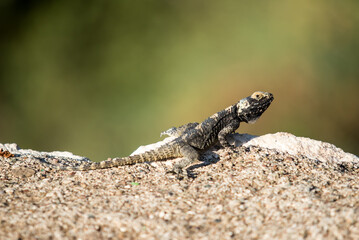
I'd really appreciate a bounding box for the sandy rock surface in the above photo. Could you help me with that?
[1,132,358,239]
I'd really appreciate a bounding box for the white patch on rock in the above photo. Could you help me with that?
[228,132,358,163]
[0,143,89,161]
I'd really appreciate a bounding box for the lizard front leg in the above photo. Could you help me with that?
[218,119,240,148]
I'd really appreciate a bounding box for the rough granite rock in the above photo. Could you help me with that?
[0,132,358,240]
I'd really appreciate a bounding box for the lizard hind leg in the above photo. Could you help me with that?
[171,143,199,176]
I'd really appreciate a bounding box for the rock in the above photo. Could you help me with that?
[1,132,359,239]
[11,167,36,178]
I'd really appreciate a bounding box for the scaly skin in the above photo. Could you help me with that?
[49,91,274,173]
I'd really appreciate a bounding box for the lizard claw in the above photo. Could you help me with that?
[166,169,185,180]
[166,165,191,180]
[225,145,240,155]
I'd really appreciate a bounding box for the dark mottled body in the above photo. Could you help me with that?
[49,91,274,173]
[183,105,239,149]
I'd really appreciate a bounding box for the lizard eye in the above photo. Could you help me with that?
[254,94,261,100]
[251,91,263,100]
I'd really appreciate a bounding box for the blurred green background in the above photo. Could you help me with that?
[1,1,358,160]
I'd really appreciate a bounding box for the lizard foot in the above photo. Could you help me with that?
[166,164,197,180]
[166,164,186,180]
[223,144,239,154]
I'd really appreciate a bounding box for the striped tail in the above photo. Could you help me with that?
[51,143,182,171]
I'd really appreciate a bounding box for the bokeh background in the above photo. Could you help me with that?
[1,1,358,160]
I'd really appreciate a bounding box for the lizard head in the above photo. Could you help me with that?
[236,91,274,124]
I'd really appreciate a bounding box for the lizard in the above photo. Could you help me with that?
[47,91,274,175]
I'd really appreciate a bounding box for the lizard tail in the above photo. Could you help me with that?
[50,143,182,171]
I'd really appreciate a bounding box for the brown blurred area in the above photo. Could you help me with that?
[0,1,358,159]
